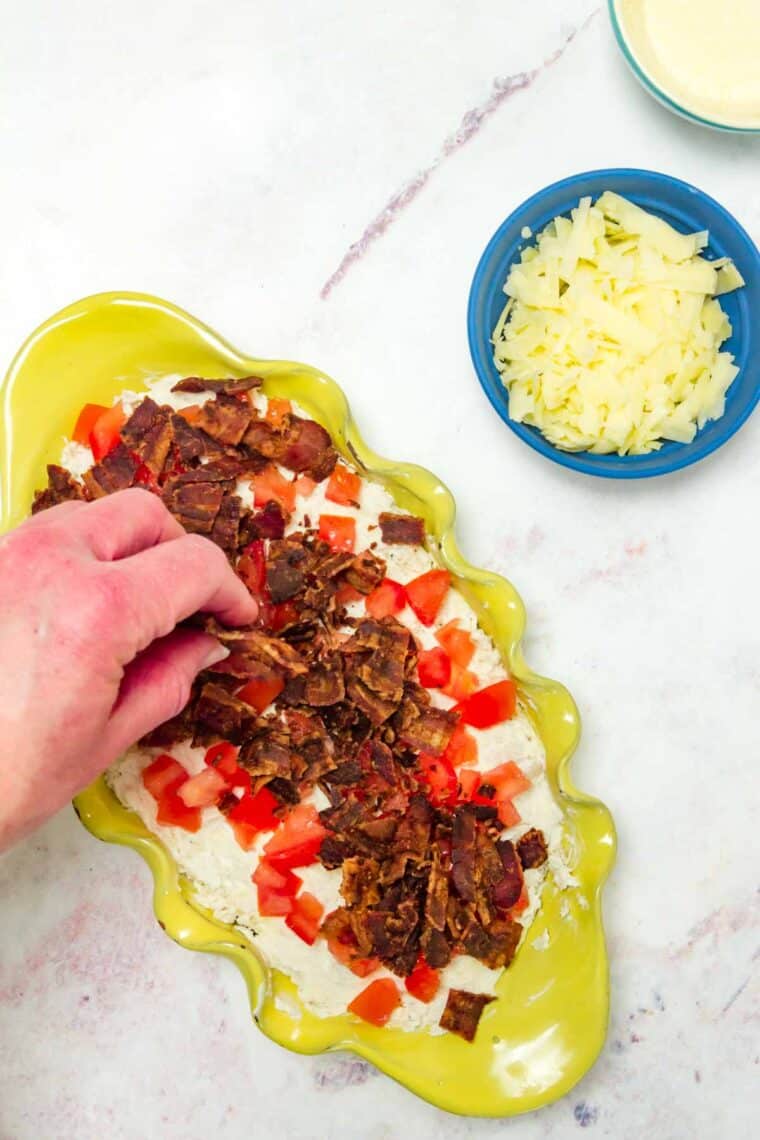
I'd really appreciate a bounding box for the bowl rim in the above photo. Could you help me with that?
[607,0,760,134]
[2,290,617,1117]
[467,166,760,480]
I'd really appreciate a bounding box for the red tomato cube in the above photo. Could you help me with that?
[405,569,450,626]
[417,647,451,688]
[365,578,406,619]
[318,514,356,553]
[348,979,401,1026]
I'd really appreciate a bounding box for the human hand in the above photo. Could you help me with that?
[0,489,257,850]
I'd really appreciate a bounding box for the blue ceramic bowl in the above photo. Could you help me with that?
[467,168,760,479]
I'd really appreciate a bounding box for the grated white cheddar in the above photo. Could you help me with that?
[492,192,744,455]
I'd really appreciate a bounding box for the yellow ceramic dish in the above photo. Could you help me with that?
[0,292,616,1116]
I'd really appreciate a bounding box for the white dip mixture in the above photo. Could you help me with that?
[618,0,760,128]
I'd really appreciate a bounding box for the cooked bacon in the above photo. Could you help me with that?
[32,465,85,513]
[516,827,548,870]
[209,626,307,675]
[120,398,174,474]
[193,393,251,446]
[493,838,525,912]
[249,501,287,540]
[424,844,449,932]
[242,419,282,461]
[378,512,425,546]
[162,481,224,534]
[342,619,411,724]
[279,416,337,480]
[394,688,457,756]
[342,550,387,594]
[194,682,255,740]
[210,492,243,555]
[83,444,139,498]
[322,759,362,786]
[170,413,208,463]
[238,738,293,780]
[266,539,309,602]
[171,375,263,395]
[420,926,451,969]
[451,807,477,903]
[341,857,382,908]
[304,656,345,706]
[439,989,495,1042]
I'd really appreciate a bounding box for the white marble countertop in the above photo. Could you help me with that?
[1,2,758,1137]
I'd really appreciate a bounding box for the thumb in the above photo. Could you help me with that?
[105,628,228,757]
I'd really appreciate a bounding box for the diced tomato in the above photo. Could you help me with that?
[177,404,201,424]
[204,741,239,780]
[497,798,521,828]
[335,582,363,607]
[264,397,292,427]
[405,569,450,626]
[227,787,281,850]
[295,474,317,497]
[156,792,202,832]
[444,723,478,768]
[483,761,531,802]
[404,957,440,1003]
[177,767,228,808]
[324,919,381,977]
[441,663,479,701]
[237,673,285,714]
[417,647,451,688]
[318,514,356,553]
[435,619,476,668]
[252,465,296,514]
[253,859,301,916]
[264,802,327,870]
[134,463,159,491]
[89,403,126,461]
[142,754,188,800]
[510,885,529,915]
[203,742,251,792]
[238,539,267,597]
[325,463,362,508]
[365,578,406,619]
[417,752,458,807]
[457,768,481,800]
[285,892,324,945]
[72,403,109,446]
[348,979,401,1027]
[455,680,517,729]
[267,600,300,633]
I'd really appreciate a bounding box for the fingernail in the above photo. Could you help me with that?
[202,642,230,669]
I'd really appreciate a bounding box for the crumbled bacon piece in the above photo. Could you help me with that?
[162,481,224,534]
[120,398,174,474]
[171,375,263,395]
[31,465,85,513]
[516,827,548,870]
[83,443,139,498]
[378,512,426,546]
[193,393,251,446]
[439,989,495,1042]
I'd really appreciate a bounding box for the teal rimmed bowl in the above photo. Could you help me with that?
[609,0,760,133]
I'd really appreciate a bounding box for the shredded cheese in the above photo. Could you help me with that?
[492,192,744,455]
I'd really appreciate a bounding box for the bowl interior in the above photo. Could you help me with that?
[468,168,760,478]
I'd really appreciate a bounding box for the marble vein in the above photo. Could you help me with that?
[320,12,598,299]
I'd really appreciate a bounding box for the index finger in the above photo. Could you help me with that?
[69,488,186,561]
[107,531,258,653]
